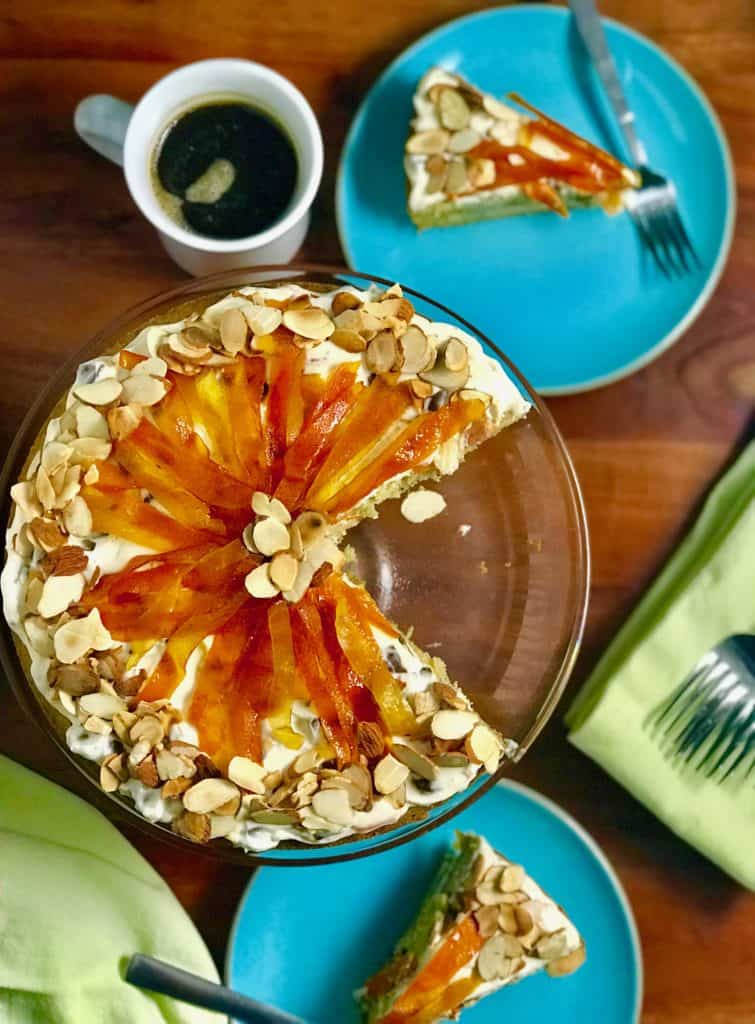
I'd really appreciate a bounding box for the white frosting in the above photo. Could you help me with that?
[2,283,524,853]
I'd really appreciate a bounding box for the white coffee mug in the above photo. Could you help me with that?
[75,59,323,275]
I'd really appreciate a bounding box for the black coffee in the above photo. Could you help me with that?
[153,99,298,240]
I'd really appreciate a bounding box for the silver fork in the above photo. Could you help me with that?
[645,635,755,781]
[569,0,700,278]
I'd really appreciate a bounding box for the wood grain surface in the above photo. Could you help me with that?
[1,1,754,1020]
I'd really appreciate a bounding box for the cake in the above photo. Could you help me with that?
[2,280,529,851]
[405,68,640,229]
[358,832,586,1022]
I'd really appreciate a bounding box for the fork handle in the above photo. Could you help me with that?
[568,0,647,167]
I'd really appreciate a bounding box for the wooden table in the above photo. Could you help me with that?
[1,1,753,1019]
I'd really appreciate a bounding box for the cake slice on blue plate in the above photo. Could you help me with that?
[358,831,585,1023]
[405,68,640,229]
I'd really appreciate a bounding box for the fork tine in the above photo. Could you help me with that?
[706,701,755,777]
[648,654,715,731]
[721,718,755,781]
[668,207,701,269]
[668,670,738,756]
[631,209,671,279]
[657,209,692,274]
[698,688,749,773]
[652,211,686,278]
[654,660,723,738]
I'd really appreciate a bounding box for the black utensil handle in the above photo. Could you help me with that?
[126,954,308,1024]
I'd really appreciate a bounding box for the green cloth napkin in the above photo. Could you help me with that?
[566,440,755,890]
[0,754,224,1023]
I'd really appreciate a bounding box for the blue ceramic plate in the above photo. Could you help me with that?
[227,780,642,1023]
[336,5,734,394]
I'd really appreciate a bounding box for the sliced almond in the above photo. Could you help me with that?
[245,563,279,599]
[28,517,65,553]
[251,491,273,517]
[227,756,267,793]
[37,573,85,619]
[100,760,122,793]
[431,709,477,741]
[41,441,71,475]
[437,87,470,131]
[283,307,334,342]
[244,304,283,337]
[183,778,240,815]
[35,467,56,511]
[269,552,298,591]
[11,481,42,520]
[162,777,193,799]
[536,929,571,962]
[83,464,99,485]
[400,489,447,525]
[399,325,435,374]
[311,787,354,826]
[122,374,167,407]
[448,129,482,154]
[444,158,468,194]
[166,333,211,362]
[465,723,502,774]
[68,437,112,465]
[391,743,437,782]
[357,720,384,760]
[219,307,248,354]
[252,517,290,557]
[434,680,469,710]
[24,616,55,658]
[499,904,519,934]
[74,405,109,441]
[334,308,383,340]
[443,338,469,373]
[475,905,501,938]
[331,291,362,316]
[419,362,469,391]
[545,944,586,977]
[478,934,514,982]
[365,331,398,374]
[330,328,366,353]
[78,691,125,720]
[130,714,164,747]
[210,814,237,839]
[62,495,93,537]
[267,497,292,525]
[241,523,257,553]
[436,752,470,769]
[74,378,122,406]
[468,157,496,188]
[107,403,143,440]
[134,753,160,788]
[406,129,450,155]
[53,608,114,664]
[291,511,327,550]
[51,662,99,696]
[409,379,434,401]
[41,544,88,579]
[373,754,410,795]
[173,811,211,844]
[132,355,168,377]
[502,863,526,893]
[155,748,195,782]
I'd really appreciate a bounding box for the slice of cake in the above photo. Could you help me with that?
[3,281,529,852]
[359,832,585,1023]
[405,68,640,229]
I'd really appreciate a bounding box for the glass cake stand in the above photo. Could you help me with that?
[0,265,589,866]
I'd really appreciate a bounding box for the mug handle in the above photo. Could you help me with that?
[74,95,135,167]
